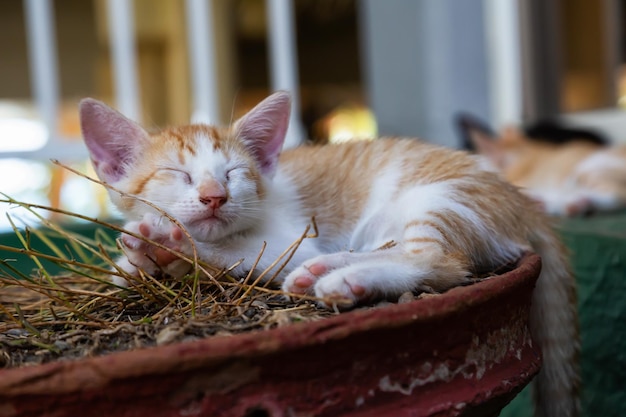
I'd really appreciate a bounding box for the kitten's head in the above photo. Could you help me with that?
[456,114,527,174]
[458,113,607,174]
[79,91,291,242]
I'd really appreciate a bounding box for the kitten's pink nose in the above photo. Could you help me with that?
[199,195,227,209]
[198,180,228,209]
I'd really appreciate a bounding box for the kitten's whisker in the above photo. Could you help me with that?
[228,88,242,131]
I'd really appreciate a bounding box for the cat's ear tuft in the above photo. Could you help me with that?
[79,98,149,184]
[233,91,291,176]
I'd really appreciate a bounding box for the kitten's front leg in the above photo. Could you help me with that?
[113,213,191,285]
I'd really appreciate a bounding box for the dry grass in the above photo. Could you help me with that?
[0,165,339,369]
[0,200,338,368]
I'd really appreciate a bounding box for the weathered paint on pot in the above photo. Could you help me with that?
[0,254,542,417]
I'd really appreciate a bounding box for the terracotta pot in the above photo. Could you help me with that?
[0,254,542,417]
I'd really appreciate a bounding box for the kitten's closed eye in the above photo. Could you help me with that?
[160,168,192,185]
[225,166,248,181]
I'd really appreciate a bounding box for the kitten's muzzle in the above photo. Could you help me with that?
[198,179,228,209]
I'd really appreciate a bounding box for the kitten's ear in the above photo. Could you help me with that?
[456,113,497,153]
[456,114,514,169]
[233,91,291,176]
[79,98,149,184]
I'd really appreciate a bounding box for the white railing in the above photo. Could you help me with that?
[185,0,219,125]
[3,0,303,162]
[106,0,141,122]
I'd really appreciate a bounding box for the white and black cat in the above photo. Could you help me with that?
[459,114,626,216]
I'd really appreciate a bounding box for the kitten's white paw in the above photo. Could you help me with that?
[283,258,371,307]
[565,197,593,216]
[282,252,354,294]
[109,255,135,287]
[117,213,190,277]
[314,273,368,308]
[282,262,326,294]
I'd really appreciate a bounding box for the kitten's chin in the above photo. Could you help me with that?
[188,217,235,242]
[189,215,256,243]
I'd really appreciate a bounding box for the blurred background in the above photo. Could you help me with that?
[2,0,626,229]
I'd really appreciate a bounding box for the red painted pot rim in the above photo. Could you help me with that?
[0,253,541,398]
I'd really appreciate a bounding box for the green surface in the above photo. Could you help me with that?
[502,211,626,417]
[0,222,118,276]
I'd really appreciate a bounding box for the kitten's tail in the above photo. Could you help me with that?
[528,219,580,417]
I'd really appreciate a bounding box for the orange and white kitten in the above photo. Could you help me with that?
[80,92,579,417]
[460,116,626,216]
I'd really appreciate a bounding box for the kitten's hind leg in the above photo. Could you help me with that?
[282,247,471,307]
[282,252,355,295]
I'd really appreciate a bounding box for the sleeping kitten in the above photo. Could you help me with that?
[459,114,626,216]
[80,92,579,417]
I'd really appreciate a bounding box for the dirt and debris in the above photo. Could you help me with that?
[0,267,432,369]
[0,271,506,369]
[0,273,338,369]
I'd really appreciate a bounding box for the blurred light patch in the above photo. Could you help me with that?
[0,118,48,152]
[0,159,51,230]
[60,161,118,220]
[0,101,49,152]
[0,159,49,195]
[324,105,378,144]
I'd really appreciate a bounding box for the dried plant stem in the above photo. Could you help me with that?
[0,171,352,369]
[49,162,201,268]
